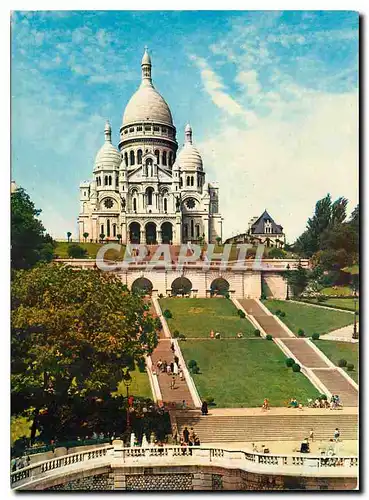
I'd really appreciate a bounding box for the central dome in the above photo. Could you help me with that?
[122,49,173,127]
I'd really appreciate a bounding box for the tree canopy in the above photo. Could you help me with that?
[11,264,159,441]
[11,187,55,269]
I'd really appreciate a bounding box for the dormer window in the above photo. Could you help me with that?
[129,127,134,132]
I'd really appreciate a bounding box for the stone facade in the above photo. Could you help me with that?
[78,49,222,245]
[46,472,114,491]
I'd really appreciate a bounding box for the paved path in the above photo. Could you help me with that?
[320,323,359,343]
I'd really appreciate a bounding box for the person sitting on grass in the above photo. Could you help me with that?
[262,398,270,411]
[210,330,215,339]
[289,398,298,408]
[237,332,243,338]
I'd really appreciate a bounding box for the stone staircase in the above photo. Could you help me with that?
[151,339,194,408]
[282,339,329,368]
[173,410,359,443]
[312,370,358,407]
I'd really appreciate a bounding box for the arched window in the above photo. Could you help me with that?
[191,176,194,186]
[108,175,112,186]
[162,151,167,166]
[104,175,108,186]
[137,149,142,164]
[113,224,116,237]
[124,152,128,167]
[169,152,173,166]
[154,150,160,164]
[133,198,137,212]
[130,151,135,166]
[187,176,190,186]
[100,224,104,235]
[164,198,167,212]
[116,176,119,187]
[191,220,194,238]
[146,187,154,206]
[107,219,110,237]
[196,224,200,238]
[184,224,188,238]
[180,177,183,188]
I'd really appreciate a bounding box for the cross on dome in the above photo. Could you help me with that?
[104,120,112,142]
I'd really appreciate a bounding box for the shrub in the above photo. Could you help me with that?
[237,309,246,318]
[188,360,197,369]
[266,334,273,341]
[143,303,150,311]
[261,293,267,300]
[279,311,286,318]
[285,358,295,367]
[178,333,186,341]
[346,363,354,371]
[254,329,261,337]
[338,359,347,368]
[204,396,214,405]
[173,330,180,339]
[158,293,164,299]
[292,363,301,372]
[275,309,282,316]
[312,333,320,341]
[320,394,328,400]
[163,309,172,319]
[317,295,328,302]
[297,329,305,337]
[191,365,200,374]
[67,244,88,259]
[225,293,230,299]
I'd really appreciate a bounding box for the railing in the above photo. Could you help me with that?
[11,445,358,489]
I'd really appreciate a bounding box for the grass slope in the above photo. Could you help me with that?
[180,340,320,407]
[159,298,255,338]
[314,340,359,383]
[54,242,126,260]
[263,299,354,336]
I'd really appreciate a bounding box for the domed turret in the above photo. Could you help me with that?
[175,124,203,171]
[122,49,173,126]
[94,121,121,171]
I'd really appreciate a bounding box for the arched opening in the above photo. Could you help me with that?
[145,222,156,244]
[184,224,188,239]
[210,278,230,297]
[187,176,190,186]
[108,175,112,186]
[131,277,153,296]
[154,150,160,164]
[195,224,200,238]
[161,222,173,244]
[180,177,183,188]
[169,152,173,166]
[137,149,142,164]
[146,187,154,206]
[130,151,135,166]
[124,152,128,167]
[106,219,111,237]
[113,224,116,237]
[115,175,119,187]
[133,198,137,212]
[162,151,167,166]
[163,198,168,212]
[191,176,194,186]
[100,224,104,235]
[146,158,153,177]
[129,222,141,243]
[171,276,192,296]
[104,175,108,186]
[191,219,194,238]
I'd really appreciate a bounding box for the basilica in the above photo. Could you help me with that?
[78,49,222,245]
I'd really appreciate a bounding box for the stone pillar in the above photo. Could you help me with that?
[203,217,209,243]
[141,230,146,244]
[157,230,162,244]
[121,221,127,245]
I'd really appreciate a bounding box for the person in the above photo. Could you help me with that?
[194,435,200,446]
[92,431,98,440]
[182,400,187,409]
[290,398,298,408]
[334,428,340,442]
[252,443,259,452]
[11,457,16,472]
[183,426,190,444]
[166,363,171,374]
[314,398,320,408]
[201,400,208,416]
[174,355,179,365]
[309,429,314,442]
[298,403,303,410]
[210,330,214,339]
[170,342,175,353]
[162,360,167,373]
[170,376,176,390]
[330,395,336,410]
[262,398,270,410]
[237,332,243,338]
[300,438,310,453]
[173,362,179,376]
[179,369,184,381]
[156,358,163,370]
[189,427,195,446]
[170,361,174,373]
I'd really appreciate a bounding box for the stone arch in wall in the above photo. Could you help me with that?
[171,276,192,296]
[210,277,230,296]
[131,277,154,295]
[129,222,141,243]
[145,221,157,244]
[161,221,173,244]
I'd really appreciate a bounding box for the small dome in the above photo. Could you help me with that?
[175,125,203,170]
[94,122,121,171]
[123,85,173,126]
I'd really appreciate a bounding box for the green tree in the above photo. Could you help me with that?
[67,244,88,259]
[66,232,72,243]
[83,232,89,243]
[284,261,309,297]
[11,187,55,270]
[268,247,286,259]
[11,265,159,442]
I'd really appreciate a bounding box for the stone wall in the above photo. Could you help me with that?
[46,472,114,491]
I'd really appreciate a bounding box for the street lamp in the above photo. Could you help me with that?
[123,369,132,431]
[352,287,358,339]
[286,264,290,300]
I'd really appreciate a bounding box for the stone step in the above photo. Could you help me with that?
[281,339,329,368]
[311,370,358,407]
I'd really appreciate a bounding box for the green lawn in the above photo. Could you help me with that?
[54,241,126,260]
[314,340,359,383]
[180,340,320,407]
[115,365,153,400]
[299,297,358,312]
[263,299,354,336]
[159,298,255,338]
[321,286,353,296]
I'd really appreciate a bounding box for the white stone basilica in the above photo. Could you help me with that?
[78,49,222,245]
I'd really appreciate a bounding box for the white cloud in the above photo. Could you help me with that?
[198,91,358,242]
[235,69,261,96]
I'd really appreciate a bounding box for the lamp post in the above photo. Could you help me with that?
[123,369,132,431]
[286,264,290,300]
[352,287,358,339]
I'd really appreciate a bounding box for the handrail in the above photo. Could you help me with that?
[11,445,358,489]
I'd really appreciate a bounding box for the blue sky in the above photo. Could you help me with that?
[11,10,359,241]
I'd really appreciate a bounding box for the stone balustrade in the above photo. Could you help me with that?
[11,445,358,490]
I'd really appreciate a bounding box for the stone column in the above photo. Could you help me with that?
[203,218,209,243]
[141,230,146,244]
[157,230,162,244]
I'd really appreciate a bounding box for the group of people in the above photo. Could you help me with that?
[156,343,184,390]
[307,395,343,409]
[181,426,200,447]
[11,455,30,472]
